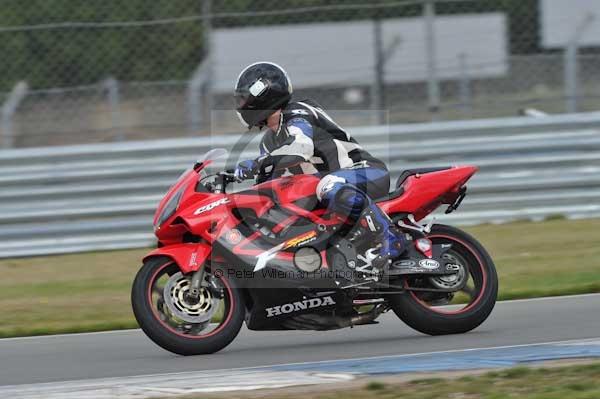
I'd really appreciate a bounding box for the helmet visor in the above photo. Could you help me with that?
[234,90,251,110]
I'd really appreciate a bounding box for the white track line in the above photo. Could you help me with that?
[0,328,140,342]
[1,293,599,342]
[494,292,600,304]
[0,370,355,398]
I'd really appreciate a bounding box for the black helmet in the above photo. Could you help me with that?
[234,62,293,129]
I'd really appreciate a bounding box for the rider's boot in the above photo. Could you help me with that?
[325,183,405,278]
[355,206,406,272]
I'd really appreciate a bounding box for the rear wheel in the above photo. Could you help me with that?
[131,256,244,355]
[389,224,498,335]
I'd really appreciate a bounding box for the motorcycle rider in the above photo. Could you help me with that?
[233,62,405,270]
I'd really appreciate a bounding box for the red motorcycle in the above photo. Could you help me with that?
[132,149,498,355]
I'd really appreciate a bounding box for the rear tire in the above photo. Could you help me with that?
[131,256,244,355]
[389,224,498,335]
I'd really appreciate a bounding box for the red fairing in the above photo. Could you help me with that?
[180,193,274,243]
[254,175,340,225]
[154,191,224,245]
[378,166,477,221]
[153,169,198,227]
[228,193,274,217]
[153,160,217,227]
[144,243,211,274]
[254,175,319,204]
[148,159,478,274]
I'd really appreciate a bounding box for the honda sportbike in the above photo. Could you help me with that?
[132,149,498,355]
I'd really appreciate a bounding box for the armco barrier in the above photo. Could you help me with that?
[1,112,600,258]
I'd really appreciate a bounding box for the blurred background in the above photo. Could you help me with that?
[0,3,599,383]
[1,0,600,147]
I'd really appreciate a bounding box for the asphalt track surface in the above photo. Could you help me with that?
[1,294,599,387]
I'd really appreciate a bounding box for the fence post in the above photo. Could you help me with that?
[424,0,440,120]
[371,18,401,125]
[103,78,123,141]
[1,81,28,149]
[458,53,472,116]
[564,13,594,114]
[188,66,204,135]
[201,0,214,133]
[188,58,214,135]
[564,44,577,114]
[371,18,384,125]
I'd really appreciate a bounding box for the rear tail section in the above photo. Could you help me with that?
[378,166,477,220]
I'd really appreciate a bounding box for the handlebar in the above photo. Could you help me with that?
[208,169,271,193]
[211,170,236,193]
[219,170,237,182]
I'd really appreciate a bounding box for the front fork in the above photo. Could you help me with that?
[187,265,223,302]
[188,268,205,298]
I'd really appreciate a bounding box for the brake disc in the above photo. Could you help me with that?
[163,272,220,324]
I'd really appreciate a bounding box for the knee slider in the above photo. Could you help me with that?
[333,184,369,219]
[316,175,346,202]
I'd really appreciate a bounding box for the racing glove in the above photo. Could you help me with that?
[234,159,259,182]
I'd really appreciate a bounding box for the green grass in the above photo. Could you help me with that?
[0,248,146,337]
[472,218,600,300]
[387,363,600,399]
[177,363,600,399]
[0,218,599,338]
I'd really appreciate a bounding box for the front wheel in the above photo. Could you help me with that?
[131,256,245,355]
[389,224,498,335]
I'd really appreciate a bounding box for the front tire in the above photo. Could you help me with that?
[389,224,498,335]
[131,256,244,355]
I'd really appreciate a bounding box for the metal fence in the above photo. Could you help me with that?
[1,0,600,148]
[1,111,600,258]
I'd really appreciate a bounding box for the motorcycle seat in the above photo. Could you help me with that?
[395,167,451,188]
[375,186,404,202]
[374,167,451,202]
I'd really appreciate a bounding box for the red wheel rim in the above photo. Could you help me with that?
[147,262,235,339]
